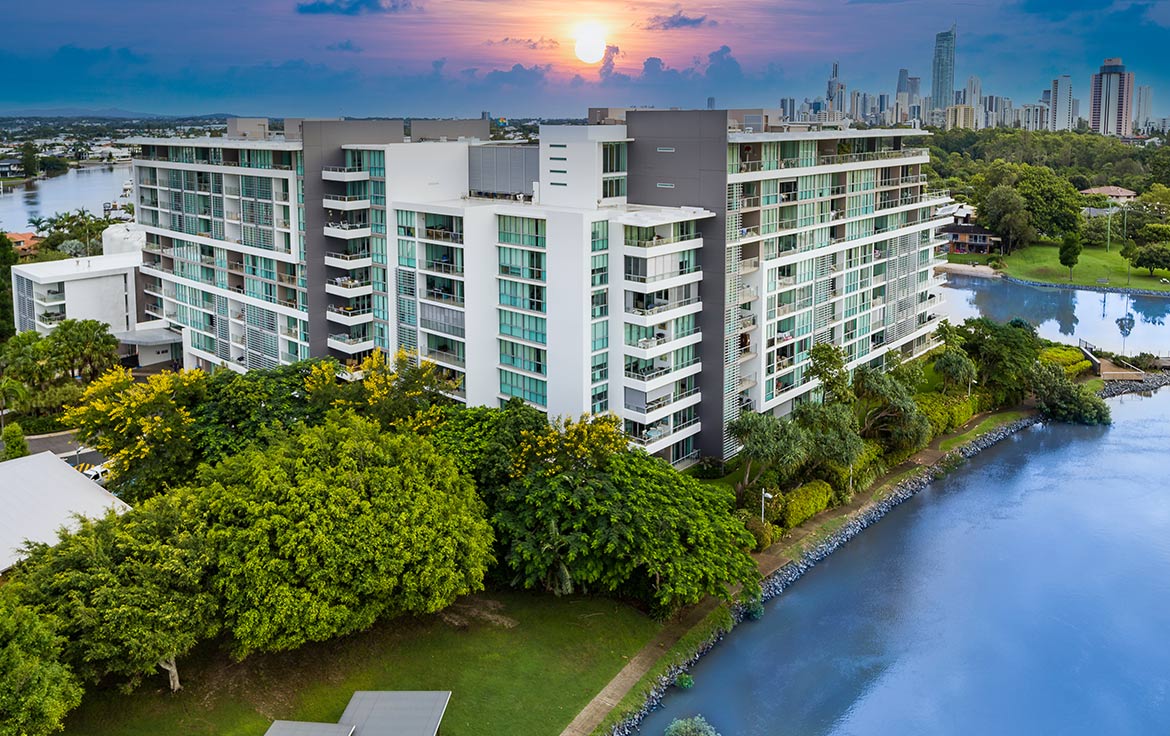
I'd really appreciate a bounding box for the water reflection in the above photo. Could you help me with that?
[0,165,130,230]
[942,274,1170,355]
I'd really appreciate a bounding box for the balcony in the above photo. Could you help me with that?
[671,450,701,470]
[625,232,702,249]
[324,221,372,239]
[324,250,373,270]
[727,147,930,175]
[421,227,464,244]
[143,303,164,318]
[629,417,701,447]
[625,295,700,318]
[326,304,374,326]
[33,289,66,306]
[36,311,65,326]
[624,357,701,386]
[623,265,701,285]
[324,277,373,298]
[738,286,760,303]
[624,386,701,416]
[422,259,464,276]
[322,166,370,182]
[729,225,761,243]
[424,348,465,368]
[738,312,758,332]
[323,194,371,211]
[737,346,758,363]
[740,257,760,275]
[422,288,464,307]
[327,333,376,353]
[627,326,701,351]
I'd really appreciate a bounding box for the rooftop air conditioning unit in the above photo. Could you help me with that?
[744,126,754,133]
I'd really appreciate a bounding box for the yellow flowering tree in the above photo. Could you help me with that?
[357,348,461,425]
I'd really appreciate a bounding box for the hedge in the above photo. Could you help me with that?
[915,392,977,438]
[1040,346,1092,378]
[820,440,886,501]
[781,480,834,530]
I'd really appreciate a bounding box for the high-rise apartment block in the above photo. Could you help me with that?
[128,112,948,464]
[1090,58,1134,137]
[945,105,977,131]
[1134,85,1153,132]
[1049,76,1075,132]
[930,25,957,112]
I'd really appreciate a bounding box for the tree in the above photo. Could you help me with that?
[1128,243,1170,276]
[1139,183,1170,209]
[1030,362,1111,425]
[19,142,38,177]
[0,331,60,392]
[1136,223,1170,247]
[356,348,459,425]
[1059,233,1082,280]
[790,402,862,477]
[851,365,931,452]
[726,411,808,493]
[955,317,1041,407]
[495,446,759,615]
[0,593,83,736]
[65,368,208,502]
[0,232,16,341]
[0,377,28,430]
[194,411,492,658]
[44,319,119,382]
[11,501,219,693]
[665,715,721,736]
[1,423,28,461]
[806,343,853,405]
[1013,163,1084,237]
[980,185,1034,251]
[933,347,978,395]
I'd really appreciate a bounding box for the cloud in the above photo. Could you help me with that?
[643,10,716,31]
[483,36,560,50]
[296,0,415,15]
[480,63,549,89]
[326,39,363,52]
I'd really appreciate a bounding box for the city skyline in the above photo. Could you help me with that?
[4,0,1170,118]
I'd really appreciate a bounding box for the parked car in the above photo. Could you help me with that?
[81,464,110,486]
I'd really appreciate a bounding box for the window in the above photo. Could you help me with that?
[656,146,676,153]
[498,215,546,247]
[591,254,609,286]
[498,247,546,281]
[397,239,416,267]
[591,221,609,252]
[602,177,626,198]
[500,369,547,406]
[396,210,416,237]
[591,289,608,318]
[591,352,609,383]
[602,142,627,173]
[499,280,545,312]
[591,383,609,414]
[550,169,567,174]
[656,182,675,189]
[550,143,567,148]
[591,321,608,350]
[500,340,547,375]
[499,309,547,344]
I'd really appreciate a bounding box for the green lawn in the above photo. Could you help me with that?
[946,252,996,266]
[1001,244,1170,292]
[938,410,1030,453]
[64,592,659,736]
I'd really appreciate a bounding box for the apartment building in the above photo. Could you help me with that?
[128,112,948,466]
[11,252,143,335]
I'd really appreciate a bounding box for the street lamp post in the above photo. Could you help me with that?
[761,492,774,523]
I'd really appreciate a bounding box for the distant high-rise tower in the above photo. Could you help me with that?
[965,76,982,109]
[1134,85,1153,131]
[1090,58,1134,137]
[827,61,841,111]
[707,96,716,110]
[907,77,922,105]
[930,25,957,112]
[1049,76,1075,132]
[897,68,910,96]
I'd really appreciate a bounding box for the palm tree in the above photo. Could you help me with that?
[0,376,29,430]
[27,216,48,236]
[47,319,119,382]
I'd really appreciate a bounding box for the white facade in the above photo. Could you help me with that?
[11,252,141,335]
[1049,76,1075,132]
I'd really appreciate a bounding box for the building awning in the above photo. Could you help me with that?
[114,328,183,347]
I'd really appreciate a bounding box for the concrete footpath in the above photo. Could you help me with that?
[558,408,1020,736]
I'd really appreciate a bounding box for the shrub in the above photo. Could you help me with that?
[743,517,774,552]
[744,597,765,620]
[820,440,885,503]
[1127,352,1161,371]
[665,715,719,736]
[673,673,695,690]
[691,456,726,479]
[5,413,67,436]
[1,422,29,460]
[914,393,977,438]
[1031,362,1111,425]
[781,480,834,530]
[1039,346,1093,378]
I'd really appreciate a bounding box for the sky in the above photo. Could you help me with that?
[3,0,1169,118]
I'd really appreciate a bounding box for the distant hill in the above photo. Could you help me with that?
[0,107,235,119]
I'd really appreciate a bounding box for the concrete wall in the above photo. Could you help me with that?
[411,119,490,141]
[626,109,730,458]
[469,145,539,196]
[300,119,406,357]
[64,272,133,332]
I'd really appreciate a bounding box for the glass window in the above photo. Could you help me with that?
[591,221,609,252]
[591,254,609,286]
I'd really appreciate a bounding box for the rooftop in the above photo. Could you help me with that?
[0,452,130,573]
[12,251,142,282]
[1080,185,1137,197]
[263,691,451,736]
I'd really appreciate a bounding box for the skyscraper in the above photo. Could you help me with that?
[896,68,910,96]
[930,25,957,112]
[965,76,982,128]
[1090,58,1134,137]
[1134,85,1153,132]
[907,77,922,105]
[827,61,841,111]
[1049,76,1075,132]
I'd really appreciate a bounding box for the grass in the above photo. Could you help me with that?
[938,410,1029,453]
[590,604,735,736]
[64,591,660,736]
[1000,244,1170,292]
[1082,377,1106,394]
[946,252,997,266]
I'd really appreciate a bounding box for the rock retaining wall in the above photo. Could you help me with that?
[1001,275,1170,299]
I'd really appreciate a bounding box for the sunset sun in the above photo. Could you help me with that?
[574,22,607,64]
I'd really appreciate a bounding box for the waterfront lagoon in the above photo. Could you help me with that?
[942,273,1170,356]
[0,164,131,231]
[640,389,1170,735]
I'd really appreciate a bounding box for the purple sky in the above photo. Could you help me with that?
[3,0,1167,118]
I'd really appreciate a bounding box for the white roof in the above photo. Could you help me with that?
[0,452,130,572]
[11,251,141,283]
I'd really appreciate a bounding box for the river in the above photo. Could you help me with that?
[0,164,131,231]
[942,273,1170,356]
[639,389,1170,735]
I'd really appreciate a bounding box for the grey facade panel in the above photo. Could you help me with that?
[626,110,730,459]
[468,146,538,196]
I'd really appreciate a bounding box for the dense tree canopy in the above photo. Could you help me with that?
[0,593,82,736]
[954,318,1042,406]
[192,411,494,657]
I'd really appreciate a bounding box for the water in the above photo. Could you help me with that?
[639,390,1170,735]
[942,273,1170,356]
[0,165,131,231]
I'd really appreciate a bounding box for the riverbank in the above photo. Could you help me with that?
[593,376,1167,736]
[943,245,1170,296]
